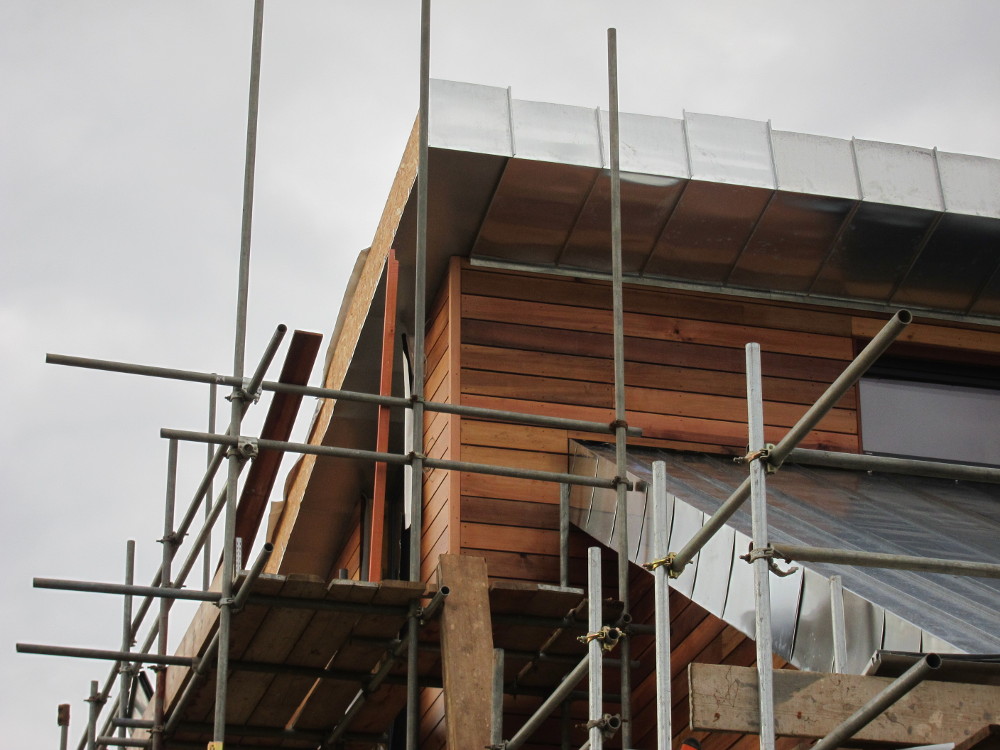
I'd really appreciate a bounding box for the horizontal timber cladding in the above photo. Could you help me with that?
[453,261,882,586]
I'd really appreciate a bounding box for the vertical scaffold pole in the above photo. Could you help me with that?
[204,381,217,591]
[560,483,570,588]
[58,704,70,750]
[606,27,631,748]
[587,547,604,750]
[746,343,775,750]
[651,462,672,749]
[215,0,265,743]
[153,440,178,750]
[86,681,99,750]
[407,2,431,749]
[118,541,135,740]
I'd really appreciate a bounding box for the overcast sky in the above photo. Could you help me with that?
[3,1,999,745]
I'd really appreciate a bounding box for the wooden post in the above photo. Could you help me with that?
[437,554,494,749]
[368,249,399,582]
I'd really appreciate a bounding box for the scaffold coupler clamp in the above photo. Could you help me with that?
[486,742,508,750]
[577,625,625,652]
[230,437,258,461]
[643,552,681,579]
[734,443,777,473]
[227,377,261,405]
[740,544,798,577]
[581,713,622,739]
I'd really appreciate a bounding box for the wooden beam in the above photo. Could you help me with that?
[234,329,322,558]
[689,663,1000,746]
[438,554,494,749]
[368,248,399,583]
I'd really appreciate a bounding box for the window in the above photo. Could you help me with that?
[859,357,1000,467]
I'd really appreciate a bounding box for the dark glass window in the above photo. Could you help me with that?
[859,357,1000,467]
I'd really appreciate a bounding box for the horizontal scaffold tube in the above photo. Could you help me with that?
[161,429,628,491]
[769,544,1000,578]
[786,448,1000,484]
[48,353,641,436]
[16,643,196,667]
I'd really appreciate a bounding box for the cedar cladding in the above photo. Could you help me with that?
[435,261,868,583]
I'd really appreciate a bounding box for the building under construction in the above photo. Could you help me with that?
[18,7,1000,750]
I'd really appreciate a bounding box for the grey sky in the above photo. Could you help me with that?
[3,1,999,745]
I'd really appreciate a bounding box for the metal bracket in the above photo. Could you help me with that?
[734,443,776,473]
[577,625,625,652]
[580,713,622,739]
[643,552,681,579]
[226,377,261,404]
[739,545,799,577]
[228,437,258,461]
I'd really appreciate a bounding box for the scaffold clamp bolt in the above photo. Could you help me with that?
[577,625,625,652]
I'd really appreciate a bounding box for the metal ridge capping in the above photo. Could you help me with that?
[428,78,1000,219]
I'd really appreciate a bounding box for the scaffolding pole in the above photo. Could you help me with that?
[117,542,135,742]
[768,544,1000,578]
[407,3,431,749]
[606,28,632,748]
[587,547,604,750]
[47,352,641,437]
[746,343,775,750]
[651,461,671,749]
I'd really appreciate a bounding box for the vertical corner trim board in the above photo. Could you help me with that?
[437,553,495,749]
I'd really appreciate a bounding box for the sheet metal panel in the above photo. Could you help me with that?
[937,151,1000,219]
[691,524,735,618]
[572,442,1000,674]
[511,99,602,167]
[854,139,945,212]
[810,202,937,301]
[790,568,835,672]
[473,159,596,265]
[642,180,773,283]
[892,212,1000,312]
[598,110,690,178]
[426,80,1000,323]
[429,79,512,156]
[557,173,685,273]
[727,191,856,292]
[684,112,775,189]
[771,130,860,200]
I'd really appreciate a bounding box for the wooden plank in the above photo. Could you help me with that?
[226,575,327,729]
[462,343,855,408]
[461,471,560,504]
[462,496,559,529]
[954,724,1000,750]
[461,419,568,455]
[689,664,1000,745]
[461,369,857,433]
[460,394,859,452]
[438,554,494,750]
[234,330,322,559]
[463,295,854,360]
[462,319,850,384]
[461,265,853,337]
